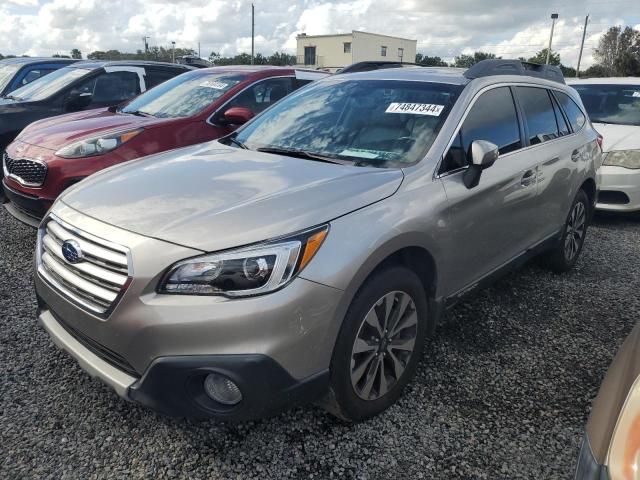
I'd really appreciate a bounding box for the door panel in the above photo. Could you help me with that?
[439,86,540,296]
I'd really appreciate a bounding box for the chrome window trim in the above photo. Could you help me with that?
[2,152,48,188]
[434,82,585,180]
[205,75,295,127]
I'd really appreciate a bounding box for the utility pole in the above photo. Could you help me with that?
[171,41,176,63]
[576,14,589,77]
[142,36,150,59]
[546,13,559,64]
[251,3,255,65]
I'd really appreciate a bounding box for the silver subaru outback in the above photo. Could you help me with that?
[34,60,601,422]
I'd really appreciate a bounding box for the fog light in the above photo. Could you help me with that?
[204,373,243,405]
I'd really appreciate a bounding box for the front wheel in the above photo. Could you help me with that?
[322,266,430,422]
[542,189,590,273]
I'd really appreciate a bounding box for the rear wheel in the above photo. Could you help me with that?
[322,266,430,422]
[542,189,590,273]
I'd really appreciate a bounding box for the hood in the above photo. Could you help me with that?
[593,123,640,153]
[60,142,404,252]
[17,109,166,150]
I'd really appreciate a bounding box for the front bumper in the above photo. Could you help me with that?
[2,178,50,226]
[596,165,640,212]
[38,303,329,420]
[575,435,610,480]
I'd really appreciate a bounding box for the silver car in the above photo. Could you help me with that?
[34,60,601,422]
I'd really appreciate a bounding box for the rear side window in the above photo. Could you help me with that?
[442,86,521,172]
[556,91,586,131]
[516,87,560,145]
[145,68,183,89]
[551,94,570,136]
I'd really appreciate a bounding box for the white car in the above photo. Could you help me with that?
[569,78,640,212]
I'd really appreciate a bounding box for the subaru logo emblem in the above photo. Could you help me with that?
[61,240,83,264]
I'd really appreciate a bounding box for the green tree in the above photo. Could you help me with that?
[583,64,608,78]
[528,48,560,65]
[52,53,71,58]
[594,26,640,75]
[453,51,497,68]
[70,48,82,59]
[415,53,447,66]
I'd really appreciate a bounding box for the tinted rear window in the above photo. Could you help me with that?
[570,84,636,126]
[516,87,560,145]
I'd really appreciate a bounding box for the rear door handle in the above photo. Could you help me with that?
[521,169,536,187]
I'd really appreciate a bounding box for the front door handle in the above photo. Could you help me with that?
[521,169,536,187]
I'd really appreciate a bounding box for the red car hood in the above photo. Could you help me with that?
[16,109,165,151]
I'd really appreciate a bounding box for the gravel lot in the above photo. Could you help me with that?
[1,207,638,479]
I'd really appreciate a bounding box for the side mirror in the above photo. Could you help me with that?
[65,90,92,111]
[222,106,254,125]
[463,140,499,189]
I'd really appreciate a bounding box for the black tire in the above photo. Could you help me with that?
[321,265,431,422]
[542,189,590,273]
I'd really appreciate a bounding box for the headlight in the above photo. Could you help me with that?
[158,225,329,297]
[55,128,143,159]
[603,150,640,169]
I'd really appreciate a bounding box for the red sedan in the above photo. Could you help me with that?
[2,66,327,226]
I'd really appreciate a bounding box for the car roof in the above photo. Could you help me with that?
[567,77,640,85]
[70,60,193,70]
[331,66,471,85]
[0,57,78,65]
[198,65,325,74]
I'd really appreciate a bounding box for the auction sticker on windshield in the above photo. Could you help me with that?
[199,80,230,89]
[385,103,444,116]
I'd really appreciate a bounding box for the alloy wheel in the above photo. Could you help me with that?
[564,201,586,261]
[350,291,418,401]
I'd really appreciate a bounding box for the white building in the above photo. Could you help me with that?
[296,31,417,72]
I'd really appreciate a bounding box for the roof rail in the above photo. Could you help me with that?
[464,59,565,84]
[336,61,418,74]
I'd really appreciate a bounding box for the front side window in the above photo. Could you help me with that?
[234,78,462,168]
[442,87,521,173]
[144,68,183,89]
[381,46,387,57]
[21,68,54,86]
[79,71,140,103]
[516,86,560,145]
[122,71,246,118]
[223,77,292,115]
[9,67,90,101]
[569,85,629,126]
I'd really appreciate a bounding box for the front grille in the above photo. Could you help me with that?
[54,311,140,378]
[3,151,47,187]
[37,215,131,316]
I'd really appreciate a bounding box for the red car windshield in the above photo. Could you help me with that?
[121,71,247,118]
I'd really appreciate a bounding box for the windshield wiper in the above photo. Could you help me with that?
[227,137,248,149]
[1,94,21,101]
[256,147,351,165]
[124,110,154,118]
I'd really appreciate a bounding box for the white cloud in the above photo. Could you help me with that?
[1,0,638,68]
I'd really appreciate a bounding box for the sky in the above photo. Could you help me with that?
[2,0,640,68]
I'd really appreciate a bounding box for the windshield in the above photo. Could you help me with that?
[121,71,247,118]
[572,84,640,126]
[234,78,462,167]
[8,67,90,101]
[0,64,21,93]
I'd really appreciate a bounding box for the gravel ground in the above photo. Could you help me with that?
[1,207,638,480]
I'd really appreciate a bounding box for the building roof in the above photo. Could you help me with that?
[0,57,78,65]
[296,30,416,42]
